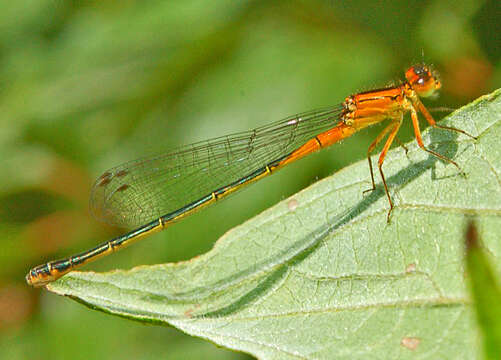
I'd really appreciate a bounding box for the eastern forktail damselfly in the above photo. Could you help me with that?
[26,64,476,287]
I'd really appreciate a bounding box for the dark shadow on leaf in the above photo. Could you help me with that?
[67,117,480,321]
[162,126,470,318]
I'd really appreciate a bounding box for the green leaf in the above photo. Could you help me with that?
[48,89,501,359]
[465,220,501,360]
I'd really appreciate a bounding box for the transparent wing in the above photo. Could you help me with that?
[90,106,342,228]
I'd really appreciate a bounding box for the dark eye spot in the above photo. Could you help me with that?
[98,177,111,187]
[116,184,129,192]
[115,170,128,177]
[97,172,112,187]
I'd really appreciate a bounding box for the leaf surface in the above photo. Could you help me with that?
[48,89,501,360]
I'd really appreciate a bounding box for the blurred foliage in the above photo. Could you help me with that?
[0,0,498,359]
[465,220,501,360]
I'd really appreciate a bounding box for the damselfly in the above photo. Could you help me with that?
[26,64,476,287]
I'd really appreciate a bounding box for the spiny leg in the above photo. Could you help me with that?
[363,120,400,195]
[410,106,465,175]
[394,137,409,154]
[376,119,402,223]
[417,101,477,140]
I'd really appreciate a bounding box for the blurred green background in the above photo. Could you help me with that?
[0,0,498,359]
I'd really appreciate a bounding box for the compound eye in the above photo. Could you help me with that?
[413,64,425,75]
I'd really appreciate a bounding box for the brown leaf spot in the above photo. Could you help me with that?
[287,198,299,211]
[405,263,416,273]
[401,336,420,350]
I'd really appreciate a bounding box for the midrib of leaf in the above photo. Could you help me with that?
[48,89,501,360]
